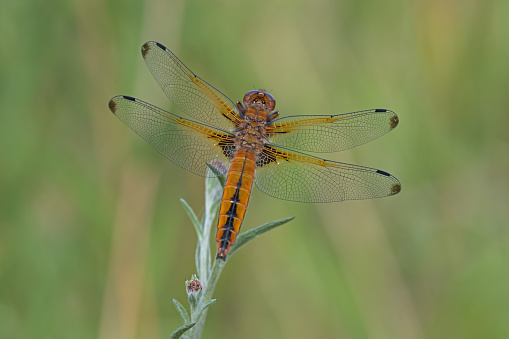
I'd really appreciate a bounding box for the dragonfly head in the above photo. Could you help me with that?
[243,90,276,112]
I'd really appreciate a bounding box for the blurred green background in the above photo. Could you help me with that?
[1,0,508,338]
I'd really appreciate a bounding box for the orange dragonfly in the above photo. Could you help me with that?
[108,41,401,260]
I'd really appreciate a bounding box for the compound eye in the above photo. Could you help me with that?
[243,90,259,104]
[264,92,276,111]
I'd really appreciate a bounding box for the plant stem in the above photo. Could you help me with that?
[171,164,293,339]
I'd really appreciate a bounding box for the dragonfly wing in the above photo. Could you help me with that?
[267,109,398,153]
[141,41,242,131]
[109,95,235,177]
[254,145,401,202]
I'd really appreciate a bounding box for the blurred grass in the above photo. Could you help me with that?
[1,0,508,338]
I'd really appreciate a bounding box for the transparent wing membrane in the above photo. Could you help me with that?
[141,41,241,131]
[109,95,234,177]
[255,145,401,202]
[267,109,399,153]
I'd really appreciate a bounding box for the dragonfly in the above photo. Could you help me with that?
[108,41,401,260]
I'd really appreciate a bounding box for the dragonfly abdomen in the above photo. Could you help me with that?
[216,149,257,260]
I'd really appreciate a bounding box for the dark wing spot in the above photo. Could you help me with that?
[141,42,151,58]
[257,150,276,167]
[123,95,136,102]
[108,99,116,113]
[257,145,289,167]
[218,141,236,159]
[156,42,166,50]
[390,115,399,129]
[375,109,387,112]
[376,170,391,176]
[390,183,402,195]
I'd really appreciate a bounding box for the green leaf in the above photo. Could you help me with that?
[227,217,295,258]
[172,299,190,325]
[180,199,203,238]
[195,299,216,320]
[206,163,226,187]
[170,322,196,339]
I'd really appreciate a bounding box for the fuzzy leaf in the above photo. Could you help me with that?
[195,299,217,320]
[170,322,196,339]
[180,199,203,238]
[172,299,190,325]
[227,217,295,258]
[206,163,226,187]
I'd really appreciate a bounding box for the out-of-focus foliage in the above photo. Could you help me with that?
[0,0,508,338]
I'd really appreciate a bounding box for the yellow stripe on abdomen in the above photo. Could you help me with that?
[216,149,257,260]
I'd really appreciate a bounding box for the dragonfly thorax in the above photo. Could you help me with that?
[234,110,268,152]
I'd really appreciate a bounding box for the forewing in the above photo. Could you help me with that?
[108,95,235,177]
[141,41,241,131]
[255,145,401,202]
[267,109,399,153]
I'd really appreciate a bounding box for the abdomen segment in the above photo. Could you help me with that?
[216,149,256,260]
